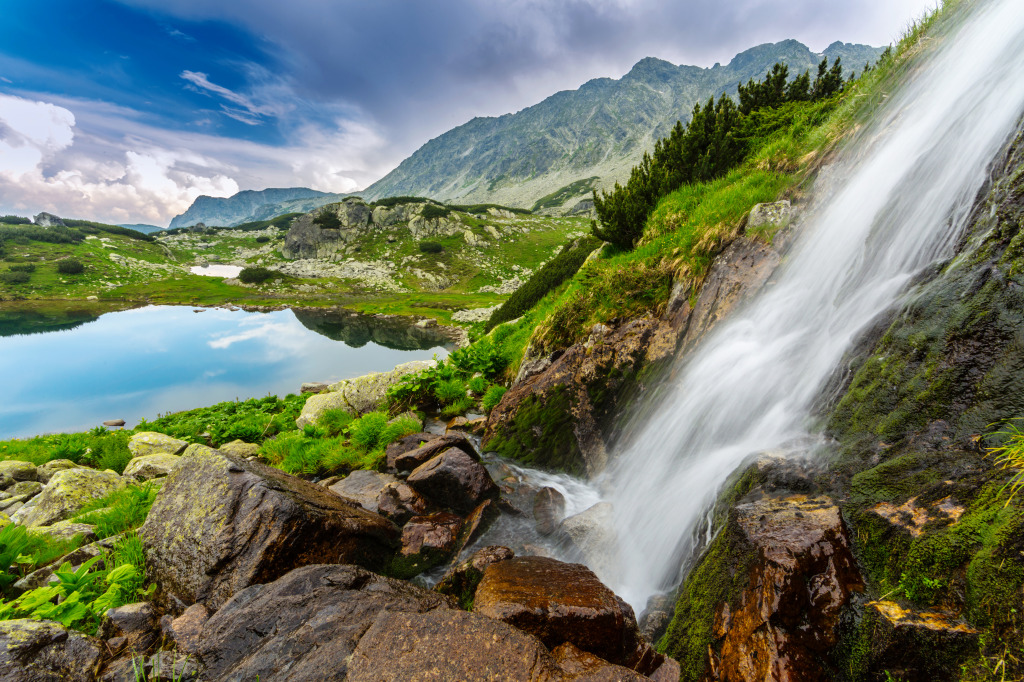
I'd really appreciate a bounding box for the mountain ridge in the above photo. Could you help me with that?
[168,187,349,229]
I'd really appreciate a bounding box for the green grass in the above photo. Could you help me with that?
[140,394,306,446]
[73,483,159,539]
[986,420,1024,505]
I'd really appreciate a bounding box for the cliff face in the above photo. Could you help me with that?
[168,188,347,228]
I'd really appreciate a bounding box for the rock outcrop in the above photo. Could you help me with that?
[139,444,399,610]
[0,619,102,682]
[296,359,435,423]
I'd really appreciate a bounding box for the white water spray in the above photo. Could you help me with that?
[598,0,1024,609]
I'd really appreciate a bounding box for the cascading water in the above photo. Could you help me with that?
[590,0,1024,610]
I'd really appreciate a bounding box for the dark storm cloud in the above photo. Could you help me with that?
[116,0,933,152]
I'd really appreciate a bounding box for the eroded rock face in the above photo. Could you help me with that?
[12,468,125,528]
[484,236,785,475]
[139,444,399,610]
[702,494,863,682]
[196,564,453,680]
[0,618,102,682]
[474,556,666,676]
[406,447,499,514]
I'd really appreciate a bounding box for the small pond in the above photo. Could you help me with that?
[0,305,451,439]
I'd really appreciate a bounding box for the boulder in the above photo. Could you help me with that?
[474,556,665,675]
[217,440,261,458]
[34,212,65,227]
[533,486,566,536]
[375,481,432,525]
[36,459,79,484]
[388,432,477,471]
[7,481,42,498]
[32,521,97,544]
[435,545,514,608]
[11,468,125,528]
[0,618,103,682]
[328,470,398,513]
[550,642,648,681]
[139,444,399,610]
[102,419,126,427]
[864,600,979,681]
[394,512,464,577]
[698,494,864,681]
[406,448,499,513]
[300,381,329,394]
[122,454,180,482]
[164,604,209,655]
[746,200,792,231]
[99,602,158,655]
[558,502,618,581]
[0,460,37,487]
[456,498,501,554]
[293,360,434,422]
[195,564,453,681]
[127,432,188,459]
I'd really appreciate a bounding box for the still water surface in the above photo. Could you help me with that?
[0,305,450,438]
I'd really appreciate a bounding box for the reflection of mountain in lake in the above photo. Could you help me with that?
[0,308,101,337]
[292,309,454,351]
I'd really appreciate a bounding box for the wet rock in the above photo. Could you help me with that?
[0,618,103,682]
[558,502,618,581]
[0,460,37,487]
[36,459,80,484]
[375,481,432,525]
[217,440,261,458]
[436,545,515,609]
[384,431,433,464]
[533,486,566,535]
[122,453,180,482]
[127,432,188,459]
[12,468,125,528]
[456,498,500,554]
[474,556,666,675]
[139,444,399,610]
[99,602,158,654]
[864,600,979,681]
[394,512,464,577]
[388,431,477,471]
[347,607,568,681]
[166,604,209,655]
[406,447,499,514]
[700,494,864,682]
[550,642,648,681]
[328,470,398,513]
[195,564,453,681]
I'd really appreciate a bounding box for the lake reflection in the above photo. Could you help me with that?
[0,306,450,438]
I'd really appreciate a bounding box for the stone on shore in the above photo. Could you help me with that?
[11,468,125,528]
[127,432,189,459]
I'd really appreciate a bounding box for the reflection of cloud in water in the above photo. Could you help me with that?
[208,318,316,363]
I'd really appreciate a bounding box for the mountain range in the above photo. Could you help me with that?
[170,39,885,227]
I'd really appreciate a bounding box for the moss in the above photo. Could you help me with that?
[482,385,585,475]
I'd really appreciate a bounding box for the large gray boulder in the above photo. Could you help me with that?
[139,444,399,610]
[0,461,37,488]
[122,454,180,482]
[406,447,499,514]
[11,468,124,528]
[294,360,435,422]
[0,619,103,681]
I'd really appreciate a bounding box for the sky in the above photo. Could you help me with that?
[0,0,937,227]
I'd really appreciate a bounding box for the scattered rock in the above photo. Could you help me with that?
[7,481,42,498]
[407,447,499,514]
[216,440,261,458]
[558,502,618,581]
[127,432,188,459]
[195,564,453,681]
[102,420,126,428]
[451,305,500,323]
[36,459,80,484]
[12,468,125,528]
[533,486,566,536]
[375,481,432,525]
[294,360,434,421]
[122,454,180,482]
[99,602,158,654]
[435,545,514,607]
[474,556,665,675]
[300,382,329,394]
[0,460,37,487]
[328,470,399,513]
[140,444,399,610]
[0,618,102,682]
[864,600,979,681]
[388,432,477,471]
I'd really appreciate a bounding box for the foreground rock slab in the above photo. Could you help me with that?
[474,556,666,676]
[140,444,399,610]
[196,564,453,680]
[0,618,102,682]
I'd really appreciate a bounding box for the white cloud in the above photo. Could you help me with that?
[0,91,392,225]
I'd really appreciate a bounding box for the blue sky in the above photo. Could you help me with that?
[0,0,936,226]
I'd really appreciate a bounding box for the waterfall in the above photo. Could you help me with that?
[599,0,1024,610]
